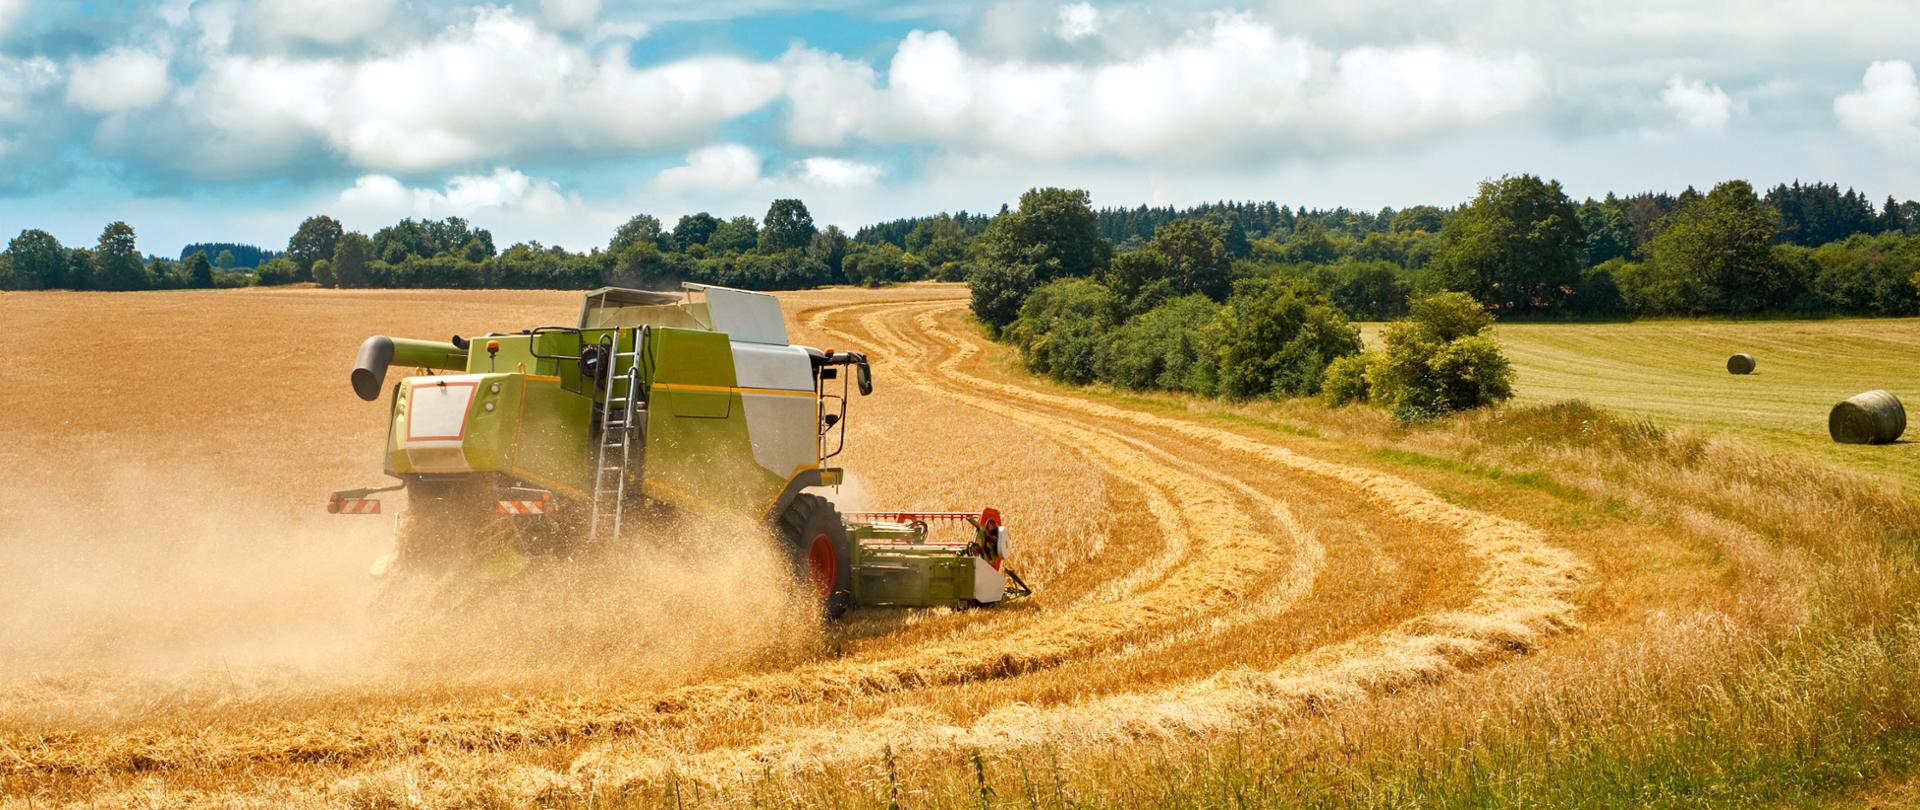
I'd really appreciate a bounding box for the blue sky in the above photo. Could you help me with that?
[0,0,1917,256]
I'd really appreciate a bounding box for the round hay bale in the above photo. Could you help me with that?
[1727,353,1756,374]
[1829,390,1906,445]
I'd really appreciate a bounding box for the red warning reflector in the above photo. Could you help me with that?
[497,495,555,515]
[327,493,382,514]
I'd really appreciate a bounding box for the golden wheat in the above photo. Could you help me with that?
[2,284,1914,807]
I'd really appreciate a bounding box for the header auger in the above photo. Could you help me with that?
[330,283,1029,617]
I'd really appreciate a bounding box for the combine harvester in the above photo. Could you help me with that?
[329,283,1029,617]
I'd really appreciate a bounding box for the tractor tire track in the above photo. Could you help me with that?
[3,297,1303,781]
[843,300,1327,648]
[910,300,1585,646]
[566,295,1587,786]
[3,287,1587,804]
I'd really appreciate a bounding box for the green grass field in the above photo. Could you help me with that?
[1486,319,1920,491]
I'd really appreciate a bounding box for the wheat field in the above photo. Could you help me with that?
[3,285,1919,807]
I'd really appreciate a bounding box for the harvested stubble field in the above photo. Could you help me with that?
[1488,318,1920,491]
[3,284,1920,808]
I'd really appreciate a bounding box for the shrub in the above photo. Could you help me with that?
[1005,278,1119,385]
[968,261,1037,334]
[1321,353,1375,406]
[1322,260,1410,320]
[1612,259,1692,316]
[1570,261,1627,319]
[1214,278,1363,398]
[256,258,298,286]
[1812,232,1920,316]
[312,258,335,288]
[1366,292,1514,420]
[1096,294,1222,395]
[1101,249,1174,315]
[931,260,969,282]
[843,243,907,287]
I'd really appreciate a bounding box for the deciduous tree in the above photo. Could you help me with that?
[759,199,816,253]
[673,212,719,250]
[1430,175,1585,315]
[184,250,215,289]
[91,222,149,291]
[332,232,375,288]
[6,229,66,290]
[610,214,665,255]
[1214,278,1362,398]
[709,216,759,254]
[1646,180,1790,314]
[285,215,344,282]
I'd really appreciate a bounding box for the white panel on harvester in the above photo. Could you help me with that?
[700,285,790,345]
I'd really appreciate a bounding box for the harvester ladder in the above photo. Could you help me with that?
[588,327,648,544]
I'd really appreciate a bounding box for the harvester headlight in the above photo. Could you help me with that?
[490,382,500,394]
[484,402,495,412]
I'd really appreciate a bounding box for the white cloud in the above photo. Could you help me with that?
[541,0,602,30]
[1661,76,1734,130]
[1057,2,1099,42]
[796,157,882,188]
[779,47,880,147]
[0,55,56,161]
[655,144,762,193]
[0,55,56,120]
[0,0,29,37]
[174,8,782,173]
[335,168,578,220]
[158,54,339,174]
[252,0,394,45]
[1835,61,1920,151]
[783,14,1546,161]
[66,49,171,113]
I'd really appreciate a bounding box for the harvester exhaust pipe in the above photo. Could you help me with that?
[352,336,469,401]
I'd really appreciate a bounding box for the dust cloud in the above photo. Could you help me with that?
[0,459,820,730]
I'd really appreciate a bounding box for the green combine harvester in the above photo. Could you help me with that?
[329,283,1029,617]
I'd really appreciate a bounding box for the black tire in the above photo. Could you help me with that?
[780,493,855,619]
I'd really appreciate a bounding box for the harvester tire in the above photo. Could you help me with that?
[780,493,854,619]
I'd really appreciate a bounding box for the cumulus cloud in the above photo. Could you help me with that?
[1056,2,1099,42]
[0,0,27,38]
[65,49,171,113]
[541,0,601,30]
[0,55,56,119]
[655,144,762,193]
[0,54,79,190]
[1661,76,1734,130]
[167,8,782,174]
[1835,61,1920,151]
[149,54,341,175]
[782,13,1546,161]
[796,157,882,188]
[252,0,395,45]
[335,167,578,221]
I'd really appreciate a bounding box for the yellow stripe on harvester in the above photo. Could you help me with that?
[653,382,816,398]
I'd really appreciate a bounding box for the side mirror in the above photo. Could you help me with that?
[856,361,872,396]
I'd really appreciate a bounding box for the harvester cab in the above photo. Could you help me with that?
[331,283,1029,617]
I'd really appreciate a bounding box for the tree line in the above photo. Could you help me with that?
[6,178,1918,323]
[0,198,917,293]
[959,178,1920,409]
[178,242,278,269]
